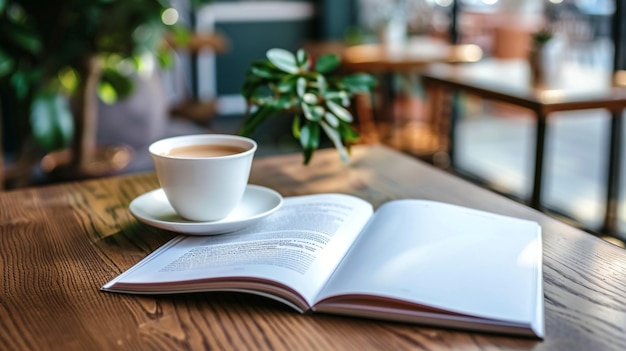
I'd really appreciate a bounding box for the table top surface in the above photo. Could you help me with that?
[343,37,483,72]
[305,37,483,73]
[421,59,626,112]
[1,144,625,351]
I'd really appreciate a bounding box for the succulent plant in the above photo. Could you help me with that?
[532,28,553,48]
[241,48,376,164]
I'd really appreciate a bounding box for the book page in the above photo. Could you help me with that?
[315,199,543,336]
[103,193,373,311]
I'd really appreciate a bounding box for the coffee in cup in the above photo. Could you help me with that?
[149,134,257,221]
[165,144,248,158]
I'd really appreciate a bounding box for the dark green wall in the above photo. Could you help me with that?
[318,0,357,41]
[211,0,356,96]
[215,19,316,95]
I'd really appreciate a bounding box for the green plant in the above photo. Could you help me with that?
[0,0,209,157]
[241,48,376,164]
[532,28,553,48]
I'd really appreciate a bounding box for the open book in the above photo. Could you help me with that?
[102,193,544,338]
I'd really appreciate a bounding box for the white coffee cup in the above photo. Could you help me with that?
[149,134,257,221]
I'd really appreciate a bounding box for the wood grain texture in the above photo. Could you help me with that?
[1,145,625,350]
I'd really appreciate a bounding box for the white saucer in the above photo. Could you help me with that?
[129,185,283,235]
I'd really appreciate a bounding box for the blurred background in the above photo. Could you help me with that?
[2,0,625,245]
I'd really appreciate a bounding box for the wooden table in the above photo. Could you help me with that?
[340,37,483,73]
[305,37,483,73]
[343,37,482,134]
[305,37,482,150]
[421,59,626,235]
[1,145,625,350]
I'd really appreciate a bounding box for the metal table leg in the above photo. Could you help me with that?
[531,112,547,209]
[601,110,623,235]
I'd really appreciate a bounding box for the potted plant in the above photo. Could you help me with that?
[240,48,376,164]
[0,0,210,185]
[529,28,554,87]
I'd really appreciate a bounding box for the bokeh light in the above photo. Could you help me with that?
[161,8,179,26]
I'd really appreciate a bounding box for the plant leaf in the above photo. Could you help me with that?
[251,64,283,79]
[156,47,175,69]
[276,77,297,93]
[301,101,313,120]
[11,71,30,99]
[314,53,340,74]
[326,100,353,122]
[320,120,349,163]
[338,121,360,142]
[296,48,310,70]
[292,115,301,138]
[302,92,317,105]
[311,105,325,120]
[7,24,43,55]
[323,90,348,103]
[296,76,307,97]
[299,121,320,164]
[0,50,13,77]
[340,73,377,92]
[267,48,299,74]
[99,68,134,102]
[242,78,262,99]
[302,146,314,165]
[324,112,339,128]
[30,92,73,151]
[239,104,276,136]
[274,95,295,110]
[301,102,323,121]
[316,73,327,95]
[97,82,118,104]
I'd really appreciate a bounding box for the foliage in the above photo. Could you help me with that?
[241,48,376,165]
[0,0,210,152]
[532,28,553,48]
